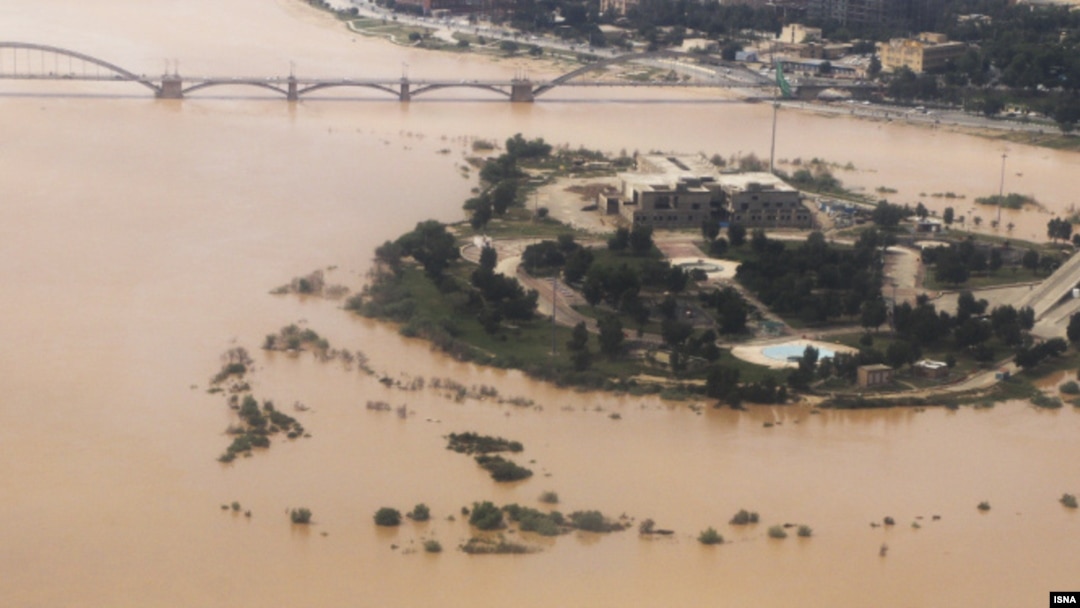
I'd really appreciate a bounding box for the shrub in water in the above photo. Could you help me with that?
[729,509,760,525]
[538,491,559,504]
[409,503,431,522]
[290,508,312,524]
[977,501,991,511]
[797,525,813,538]
[1060,381,1080,395]
[767,525,788,539]
[1061,494,1078,509]
[469,501,504,530]
[698,527,724,545]
[423,540,442,553]
[474,455,532,482]
[374,507,402,526]
[568,510,608,532]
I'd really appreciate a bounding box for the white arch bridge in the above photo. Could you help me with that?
[0,42,874,102]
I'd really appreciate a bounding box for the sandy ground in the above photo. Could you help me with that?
[536,176,621,234]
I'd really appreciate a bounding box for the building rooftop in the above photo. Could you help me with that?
[716,172,796,192]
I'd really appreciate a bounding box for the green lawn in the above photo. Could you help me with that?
[922,265,1043,291]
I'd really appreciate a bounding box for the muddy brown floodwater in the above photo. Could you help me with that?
[1,1,1079,606]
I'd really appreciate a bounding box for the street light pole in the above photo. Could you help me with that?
[997,152,1007,227]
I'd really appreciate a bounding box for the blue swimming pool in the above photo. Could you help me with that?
[762,343,838,362]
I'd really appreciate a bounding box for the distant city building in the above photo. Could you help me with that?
[806,0,937,29]
[600,0,639,17]
[876,33,966,73]
[776,57,859,77]
[779,24,822,44]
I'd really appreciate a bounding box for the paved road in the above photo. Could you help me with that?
[1013,249,1080,319]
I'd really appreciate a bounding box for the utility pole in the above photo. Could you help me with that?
[550,276,557,357]
[997,152,1007,227]
[770,100,779,174]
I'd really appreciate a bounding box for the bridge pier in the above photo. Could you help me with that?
[399,78,410,102]
[287,76,298,102]
[510,80,534,103]
[158,75,183,99]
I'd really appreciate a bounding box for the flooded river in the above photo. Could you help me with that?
[1,1,1079,606]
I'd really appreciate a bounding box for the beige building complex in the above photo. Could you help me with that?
[603,155,812,230]
[877,33,966,73]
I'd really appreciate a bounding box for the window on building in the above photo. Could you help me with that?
[740,203,750,211]
[763,202,771,208]
[691,203,700,210]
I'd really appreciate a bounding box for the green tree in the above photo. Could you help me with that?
[660,319,694,349]
[608,227,630,252]
[563,248,593,284]
[1068,312,1080,345]
[1022,249,1040,272]
[491,180,517,215]
[597,315,624,359]
[629,225,654,255]
[701,220,720,242]
[479,245,497,274]
[943,207,955,226]
[728,224,746,247]
[396,220,460,278]
[860,298,888,331]
[567,321,589,352]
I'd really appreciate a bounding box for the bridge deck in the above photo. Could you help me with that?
[1014,251,1080,320]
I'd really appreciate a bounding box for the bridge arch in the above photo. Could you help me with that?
[182,80,289,98]
[296,82,402,99]
[410,83,510,99]
[0,41,161,95]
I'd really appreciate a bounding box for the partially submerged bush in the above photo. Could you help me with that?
[797,525,813,538]
[423,539,442,553]
[474,455,533,482]
[374,507,402,526]
[698,527,724,545]
[408,504,431,522]
[503,504,564,536]
[1061,493,1078,509]
[568,510,625,533]
[1032,393,1063,409]
[460,535,536,554]
[977,501,991,511]
[1060,381,1080,395]
[767,525,788,539]
[729,509,759,525]
[290,508,312,524]
[446,432,524,454]
[538,491,559,504]
[469,501,504,530]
